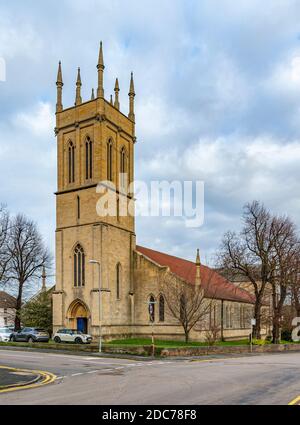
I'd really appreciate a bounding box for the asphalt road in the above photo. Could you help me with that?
[0,349,300,405]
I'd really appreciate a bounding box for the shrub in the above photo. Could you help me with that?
[252,339,271,346]
[281,330,292,342]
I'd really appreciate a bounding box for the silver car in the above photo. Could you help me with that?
[0,327,14,342]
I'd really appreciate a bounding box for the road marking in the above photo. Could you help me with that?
[71,373,84,377]
[288,395,300,406]
[0,366,56,394]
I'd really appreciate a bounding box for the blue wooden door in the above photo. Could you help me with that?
[77,318,87,333]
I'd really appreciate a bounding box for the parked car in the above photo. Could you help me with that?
[53,329,92,344]
[0,327,14,342]
[10,327,50,343]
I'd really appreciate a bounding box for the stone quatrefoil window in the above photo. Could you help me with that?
[74,244,85,287]
[68,141,75,184]
[85,136,93,180]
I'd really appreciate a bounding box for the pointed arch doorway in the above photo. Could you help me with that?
[67,299,90,334]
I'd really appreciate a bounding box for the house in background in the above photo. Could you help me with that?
[0,291,16,327]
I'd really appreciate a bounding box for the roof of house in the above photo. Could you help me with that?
[0,291,16,309]
[136,246,255,304]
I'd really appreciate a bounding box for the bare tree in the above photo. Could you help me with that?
[204,324,221,347]
[161,271,214,343]
[269,216,299,343]
[6,214,51,330]
[290,254,300,319]
[218,201,276,339]
[0,204,10,284]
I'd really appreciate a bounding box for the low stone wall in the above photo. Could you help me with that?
[102,345,153,356]
[103,343,300,357]
[159,343,300,357]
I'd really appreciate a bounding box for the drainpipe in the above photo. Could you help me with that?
[221,300,224,342]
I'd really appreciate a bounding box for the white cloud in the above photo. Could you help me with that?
[2,0,300,263]
[266,52,300,95]
[16,102,54,136]
[0,14,42,59]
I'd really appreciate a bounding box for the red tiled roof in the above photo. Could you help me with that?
[0,291,16,308]
[136,246,255,304]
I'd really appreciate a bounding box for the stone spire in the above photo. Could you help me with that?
[91,88,95,100]
[56,61,63,113]
[75,67,82,106]
[114,78,120,110]
[97,41,105,98]
[195,249,201,287]
[110,94,113,105]
[42,266,46,292]
[128,72,135,122]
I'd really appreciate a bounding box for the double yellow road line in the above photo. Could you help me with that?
[0,366,56,394]
[288,395,300,406]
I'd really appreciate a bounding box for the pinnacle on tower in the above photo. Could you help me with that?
[129,72,135,95]
[75,67,82,106]
[97,41,105,98]
[110,94,113,104]
[91,88,95,100]
[56,61,63,112]
[196,249,201,265]
[128,72,135,122]
[114,78,120,110]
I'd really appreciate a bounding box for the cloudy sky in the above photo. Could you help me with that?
[1,0,300,269]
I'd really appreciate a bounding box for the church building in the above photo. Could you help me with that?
[52,43,256,342]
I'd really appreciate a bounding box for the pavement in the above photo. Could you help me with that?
[0,348,300,405]
[0,366,40,389]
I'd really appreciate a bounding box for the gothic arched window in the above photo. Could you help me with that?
[225,305,230,329]
[149,295,155,323]
[116,263,121,299]
[120,147,127,189]
[77,195,80,220]
[74,244,85,287]
[180,294,186,322]
[159,295,165,322]
[85,136,93,180]
[68,141,75,184]
[107,139,113,181]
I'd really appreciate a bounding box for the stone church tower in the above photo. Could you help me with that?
[52,43,137,337]
[52,43,258,343]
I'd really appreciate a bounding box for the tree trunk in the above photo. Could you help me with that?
[272,313,281,344]
[14,281,23,331]
[184,329,189,343]
[253,300,262,339]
